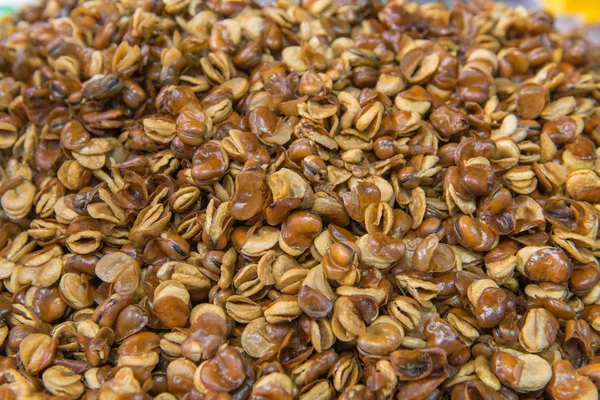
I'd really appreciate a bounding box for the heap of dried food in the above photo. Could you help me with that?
[0,0,599,398]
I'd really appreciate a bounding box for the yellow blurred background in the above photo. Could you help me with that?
[544,0,600,23]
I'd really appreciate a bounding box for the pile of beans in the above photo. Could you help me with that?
[0,0,599,398]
